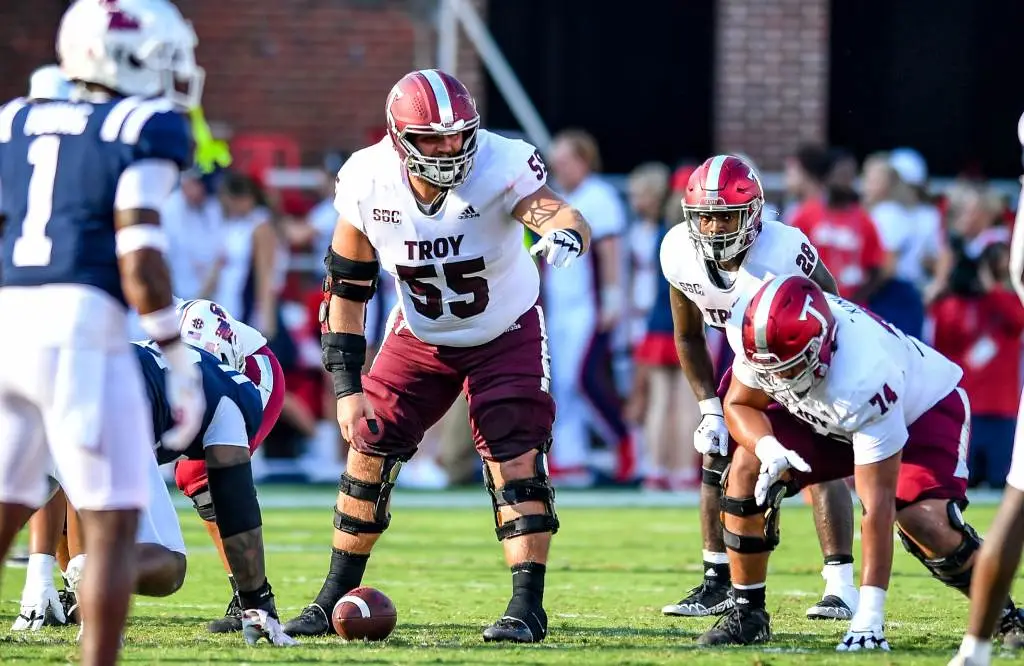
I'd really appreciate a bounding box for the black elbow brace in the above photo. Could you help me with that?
[323,247,379,303]
[322,332,367,398]
[208,461,262,539]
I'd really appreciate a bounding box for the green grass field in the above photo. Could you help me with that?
[1,488,1023,664]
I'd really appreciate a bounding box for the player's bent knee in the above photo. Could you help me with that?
[484,443,559,541]
[334,452,403,536]
[207,461,261,539]
[896,500,979,592]
[720,477,789,554]
[135,547,187,597]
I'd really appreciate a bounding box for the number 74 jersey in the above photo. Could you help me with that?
[334,129,546,347]
[726,293,964,466]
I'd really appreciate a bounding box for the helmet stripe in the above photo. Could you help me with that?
[704,154,729,192]
[752,275,790,353]
[421,69,454,126]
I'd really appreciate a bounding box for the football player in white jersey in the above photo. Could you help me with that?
[283,69,591,644]
[701,274,1024,650]
[659,155,857,621]
[949,113,1024,666]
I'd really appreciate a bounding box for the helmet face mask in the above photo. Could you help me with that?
[682,155,765,262]
[741,275,837,403]
[386,69,481,189]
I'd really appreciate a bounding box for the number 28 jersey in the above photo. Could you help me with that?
[0,96,191,305]
[333,130,546,347]
[659,218,820,329]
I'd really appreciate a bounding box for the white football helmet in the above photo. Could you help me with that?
[29,65,72,101]
[57,0,205,110]
[177,299,246,373]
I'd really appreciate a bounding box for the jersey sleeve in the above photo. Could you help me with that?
[201,397,250,448]
[125,102,194,170]
[658,224,691,287]
[500,138,548,214]
[761,221,819,280]
[333,152,370,233]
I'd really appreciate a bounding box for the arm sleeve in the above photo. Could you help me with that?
[114,159,179,211]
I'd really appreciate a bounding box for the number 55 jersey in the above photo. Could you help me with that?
[333,129,545,347]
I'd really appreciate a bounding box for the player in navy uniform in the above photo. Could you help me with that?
[131,340,297,645]
[0,1,209,663]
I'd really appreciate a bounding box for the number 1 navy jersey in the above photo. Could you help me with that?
[0,96,191,304]
[132,342,265,464]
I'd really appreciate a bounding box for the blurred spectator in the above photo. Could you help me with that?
[628,163,700,490]
[626,162,671,347]
[160,168,225,300]
[282,150,348,256]
[931,237,1024,488]
[545,129,632,485]
[782,143,832,223]
[213,172,284,339]
[790,149,889,304]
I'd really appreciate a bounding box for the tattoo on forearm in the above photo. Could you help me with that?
[223,528,266,593]
[520,198,563,231]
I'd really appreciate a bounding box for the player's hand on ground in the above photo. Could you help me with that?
[836,625,889,651]
[753,436,810,505]
[529,229,584,268]
[11,584,66,631]
[337,393,377,448]
[242,609,299,647]
[161,342,206,450]
[694,413,729,456]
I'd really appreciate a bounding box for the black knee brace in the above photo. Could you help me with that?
[702,454,731,488]
[190,487,217,523]
[333,456,403,535]
[720,481,789,554]
[898,500,980,592]
[484,442,560,541]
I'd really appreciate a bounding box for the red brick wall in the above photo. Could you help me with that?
[0,0,485,163]
[713,0,830,171]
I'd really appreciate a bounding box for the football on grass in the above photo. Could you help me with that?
[332,587,397,641]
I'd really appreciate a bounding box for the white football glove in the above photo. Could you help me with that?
[160,342,205,451]
[11,583,66,631]
[529,229,584,268]
[694,398,730,456]
[837,626,890,651]
[753,436,810,505]
[242,609,299,647]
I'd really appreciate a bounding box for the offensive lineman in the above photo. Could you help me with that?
[659,155,857,620]
[948,113,1024,666]
[0,2,206,664]
[283,69,591,643]
[703,275,1024,649]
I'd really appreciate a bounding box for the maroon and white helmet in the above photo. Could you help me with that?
[385,69,480,189]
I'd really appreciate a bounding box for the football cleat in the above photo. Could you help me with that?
[806,594,854,621]
[483,606,547,643]
[662,577,734,617]
[697,604,771,646]
[282,603,332,637]
[208,594,243,633]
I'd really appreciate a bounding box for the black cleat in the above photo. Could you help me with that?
[697,604,771,646]
[997,603,1024,648]
[282,603,333,637]
[59,587,80,625]
[805,594,853,621]
[482,606,548,643]
[207,595,243,633]
[662,577,734,617]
